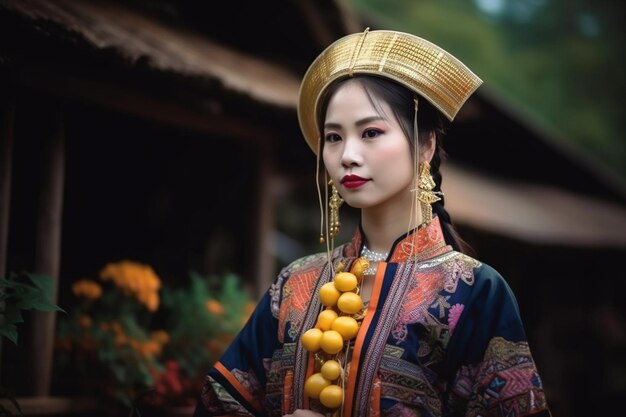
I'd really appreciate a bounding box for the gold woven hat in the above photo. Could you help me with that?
[298,29,483,154]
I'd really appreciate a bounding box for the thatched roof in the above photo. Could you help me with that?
[0,0,304,108]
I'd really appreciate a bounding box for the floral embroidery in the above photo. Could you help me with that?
[392,270,441,342]
[276,254,326,341]
[448,303,464,333]
[392,252,475,344]
[443,254,480,292]
[270,270,289,319]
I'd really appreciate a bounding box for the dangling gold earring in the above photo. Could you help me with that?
[329,180,343,238]
[417,161,441,226]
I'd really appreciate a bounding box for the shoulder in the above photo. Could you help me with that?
[270,251,326,295]
[279,252,329,276]
[426,250,514,296]
[471,258,513,292]
[276,242,348,279]
[455,254,520,313]
[447,250,508,286]
[268,250,333,318]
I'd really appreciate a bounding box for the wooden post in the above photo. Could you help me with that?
[27,107,65,396]
[0,105,13,277]
[0,103,15,384]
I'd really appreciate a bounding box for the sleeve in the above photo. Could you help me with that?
[193,286,281,417]
[444,264,551,417]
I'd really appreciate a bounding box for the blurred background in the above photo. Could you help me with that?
[1,0,625,416]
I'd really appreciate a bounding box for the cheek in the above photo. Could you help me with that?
[373,146,413,173]
[322,150,333,168]
[322,149,340,177]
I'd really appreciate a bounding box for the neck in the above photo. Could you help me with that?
[360,203,422,254]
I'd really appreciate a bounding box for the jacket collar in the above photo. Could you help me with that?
[344,216,450,263]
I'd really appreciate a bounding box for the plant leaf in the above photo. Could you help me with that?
[0,325,18,345]
[0,272,65,345]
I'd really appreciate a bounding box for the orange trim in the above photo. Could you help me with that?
[343,262,386,417]
[370,376,381,417]
[303,350,315,409]
[283,369,294,415]
[214,361,263,412]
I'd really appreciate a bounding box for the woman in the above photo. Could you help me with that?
[193,29,551,417]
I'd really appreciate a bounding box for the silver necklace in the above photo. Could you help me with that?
[360,245,388,275]
[360,245,389,262]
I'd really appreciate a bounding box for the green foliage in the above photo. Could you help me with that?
[0,271,64,416]
[0,271,64,344]
[157,270,254,405]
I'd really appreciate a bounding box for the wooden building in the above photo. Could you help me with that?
[1,0,625,415]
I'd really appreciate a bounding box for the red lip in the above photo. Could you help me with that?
[341,175,369,189]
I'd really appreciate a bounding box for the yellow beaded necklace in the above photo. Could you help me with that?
[300,257,370,412]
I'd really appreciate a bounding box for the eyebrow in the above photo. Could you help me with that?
[324,115,385,130]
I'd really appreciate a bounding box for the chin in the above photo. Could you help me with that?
[342,197,374,210]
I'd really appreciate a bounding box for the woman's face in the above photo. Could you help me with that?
[322,81,416,214]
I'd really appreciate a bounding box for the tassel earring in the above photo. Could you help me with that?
[329,180,343,239]
[417,161,441,226]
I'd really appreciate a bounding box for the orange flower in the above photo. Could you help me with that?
[72,279,102,300]
[143,291,160,312]
[151,330,170,345]
[206,299,224,316]
[111,321,123,334]
[128,339,141,351]
[99,260,162,310]
[114,333,129,347]
[139,340,162,359]
[79,314,93,328]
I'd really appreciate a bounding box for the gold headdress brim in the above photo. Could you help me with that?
[297,29,483,154]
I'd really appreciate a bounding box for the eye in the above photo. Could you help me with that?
[363,128,382,139]
[324,133,342,143]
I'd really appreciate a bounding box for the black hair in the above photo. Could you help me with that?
[319,75,474,255]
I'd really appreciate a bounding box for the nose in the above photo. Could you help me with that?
[341,137,363,167]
